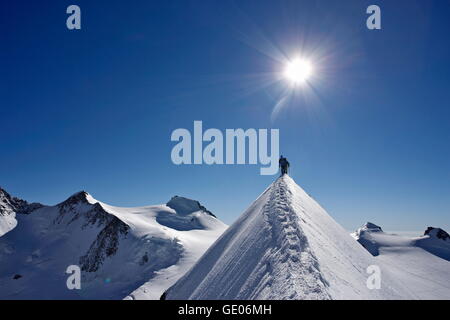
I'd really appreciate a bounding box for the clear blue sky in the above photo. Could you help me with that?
[1,0,449,231]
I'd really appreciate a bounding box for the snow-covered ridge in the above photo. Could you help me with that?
[0,187,43,236]
[350,222,385,256]
[424,227,449,242]
[353,222,450,260]
[0,187,43,215]
[352,223,450,299]
[164,175,411,300]
[166,196,216,217]
[0,188,227,300]
[356,222,383,233]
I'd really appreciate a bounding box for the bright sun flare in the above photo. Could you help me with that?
[284,58,313,84]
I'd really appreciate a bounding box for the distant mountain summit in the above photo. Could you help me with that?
[0,187,43,215]
[0,187,227,299]
[352,222,450,299]
[424,227,449,242]
[166,196,216,217]
[0,187,43,236]
[351,222,385,255]
[361,222,383,232]
[353,222,450,261]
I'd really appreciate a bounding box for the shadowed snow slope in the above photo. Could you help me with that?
[164,176,412,300]
[353,223,450,299]
[0,190,226,300]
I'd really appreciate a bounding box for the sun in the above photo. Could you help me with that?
[284,58,313,85]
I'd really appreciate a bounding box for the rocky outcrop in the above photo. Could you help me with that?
[52,191,132,272]
[0,187,43,216]
[0,187,44,236]
[424,227,449,242]
[79,216,130,272]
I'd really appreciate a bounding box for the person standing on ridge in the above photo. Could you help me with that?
[279,155,290,175]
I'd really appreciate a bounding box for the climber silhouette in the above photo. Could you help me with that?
[279,155,290,175]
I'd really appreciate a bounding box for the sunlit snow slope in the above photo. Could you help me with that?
[164,175,412,300]
[0,191,226,300]
[352,223,450,299]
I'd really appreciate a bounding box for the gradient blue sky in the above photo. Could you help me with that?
[1,0,449,231]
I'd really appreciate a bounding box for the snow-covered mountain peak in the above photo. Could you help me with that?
[424,227,449,242]
[0,187,17,215]
[52,190,114,227]
[164,175,409,300]
[362,222,383,232]
[0,187,42,215]
[0,187,227,300]
[0,187,8,199]
[352,223,450,298]
[0,188,43,236]
[59,190,98,206]
[166,196,215,217]
[351,222,383,241]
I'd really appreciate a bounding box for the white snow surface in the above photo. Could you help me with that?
[165,175,414,300]
[0,190,18,236]
[0,192,227,300]
[352,223,450,300]
[3,176,448,300]
[0,213,17,237]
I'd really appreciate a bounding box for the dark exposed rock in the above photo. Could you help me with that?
[166,196,216,217]
[54,192,115,228]
[0,187,43,216]
[59,191,90,206]
[352,222,384,256]
[79,214,130,272]
[140,252,149,265]
[54,191,90,223]
[52,190,132,272]
[362,222,383,232]
[424,227,449,241]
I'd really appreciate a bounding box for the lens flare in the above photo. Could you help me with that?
[284,58,313,84]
